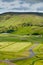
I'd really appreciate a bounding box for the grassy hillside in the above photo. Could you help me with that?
[0,12,43,65]
[0,12,43,35]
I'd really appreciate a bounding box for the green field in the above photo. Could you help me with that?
[0,34,43,42]
[0,42,31,52]
[0,42,43,65]
[0,12,43,65]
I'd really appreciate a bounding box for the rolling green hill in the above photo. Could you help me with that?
[0,12,43,35]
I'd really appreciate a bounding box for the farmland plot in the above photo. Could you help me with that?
[0,42,31,52]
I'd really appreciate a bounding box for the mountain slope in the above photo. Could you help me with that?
[0,12,43,35]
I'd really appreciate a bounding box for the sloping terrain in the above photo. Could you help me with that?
[0,12,43,65]
[0,12,43,35]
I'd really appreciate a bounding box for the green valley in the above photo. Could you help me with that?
[0,12,43,65]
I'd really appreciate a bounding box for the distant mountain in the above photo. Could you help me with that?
[0,12,43,16]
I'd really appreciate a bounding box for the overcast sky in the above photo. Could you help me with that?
[0,0,43,13]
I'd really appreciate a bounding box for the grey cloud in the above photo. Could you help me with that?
[12,7,29,10]
[0,7,4,10]
[2,0,14,2]
[37,7,43,11]
[0,8,3,9]
[24,0,43,2]
[0,0,43,13]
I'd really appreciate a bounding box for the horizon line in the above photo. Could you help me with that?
[0,11,43,14]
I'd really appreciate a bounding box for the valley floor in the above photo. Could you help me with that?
[0,34,43,42]
[0,42,43,65]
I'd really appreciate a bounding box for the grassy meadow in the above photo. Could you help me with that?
[0,12,43,65]
[0,42,43,65]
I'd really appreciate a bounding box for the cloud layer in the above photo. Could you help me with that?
[0,0,43,13]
